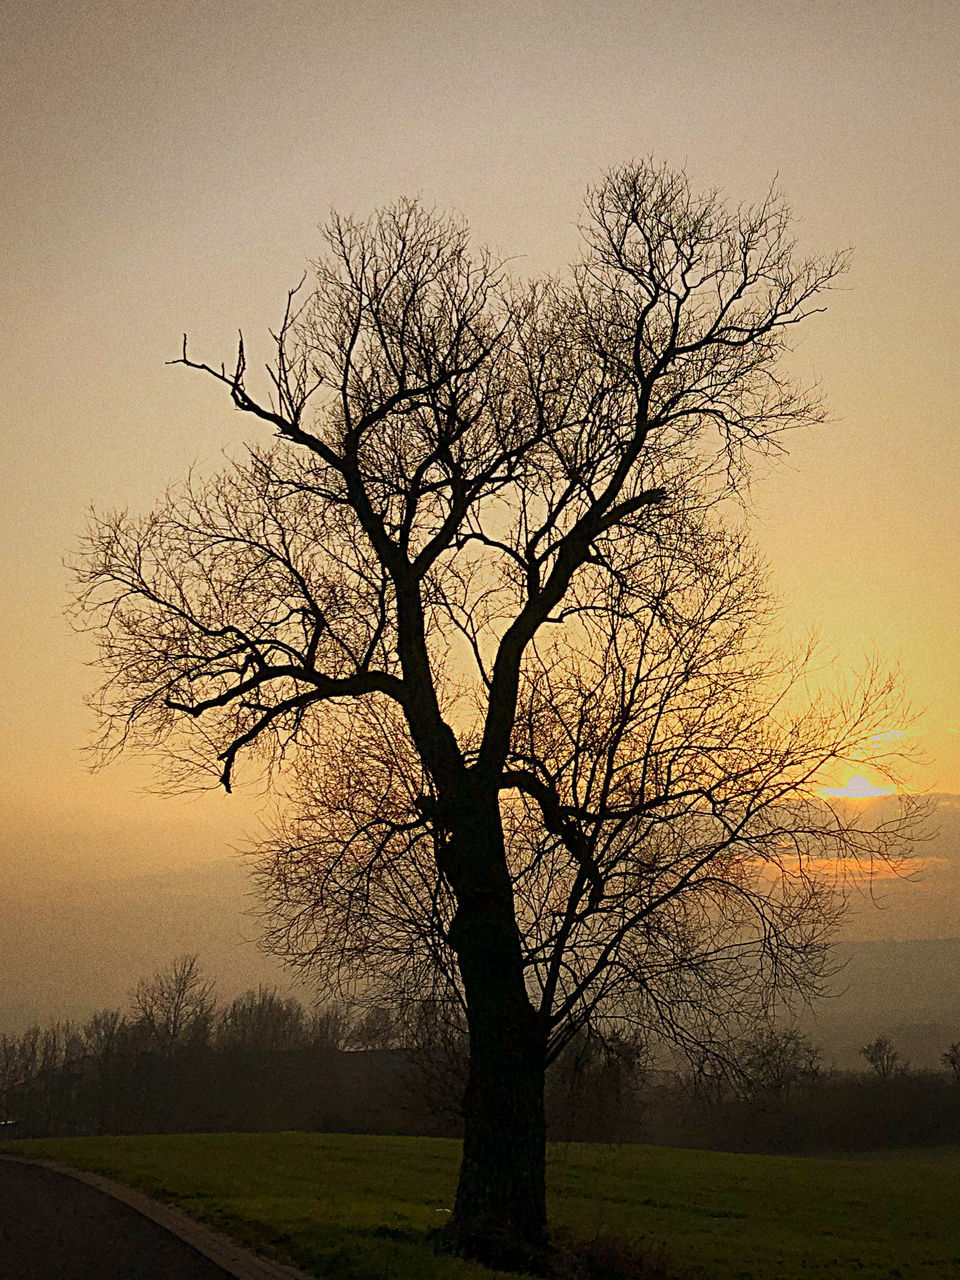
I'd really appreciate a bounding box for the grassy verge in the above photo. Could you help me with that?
[2,1133,958,1279]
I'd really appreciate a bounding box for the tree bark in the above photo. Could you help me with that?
[443,793,549,1267]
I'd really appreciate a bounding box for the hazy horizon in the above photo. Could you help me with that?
[3,1,958,1025]
[3,794,958,1061]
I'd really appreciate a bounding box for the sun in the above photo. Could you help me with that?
[818,774,895,799]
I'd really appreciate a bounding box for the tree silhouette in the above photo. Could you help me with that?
[942,1042,960,1083]
[215,986,308,1054]
[130,955,217,1057]
[73,160,917,1265]
[860,1034,908,1078]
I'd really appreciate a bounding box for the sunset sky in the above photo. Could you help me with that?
[2,0,958,890]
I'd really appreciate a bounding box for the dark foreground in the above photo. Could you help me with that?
[0,1158,245,1280]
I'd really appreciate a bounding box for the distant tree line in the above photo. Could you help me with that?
[0,956,426,1139]
[638,1027,960,1154]
[2,956,959,1154]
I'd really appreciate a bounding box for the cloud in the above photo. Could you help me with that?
[748,855,949,886]
[819,775,895,799]
[870,728,908,743]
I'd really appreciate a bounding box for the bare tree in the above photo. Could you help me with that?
[735,1026,821,1100]
[73,161,918,1264]
[306,1003,353,1052]
[943,1041,960,1083]
[348,1006,398,1051]
[80,1008,129,1134]
[215,987,307,1054]
[860,1034,908,1078]
[82,1008,127,1059]
[259,522,914,1073]
[130,956,217,1057]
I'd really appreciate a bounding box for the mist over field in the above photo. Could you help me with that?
[3,796,958,1067]
[0,856,289,1033]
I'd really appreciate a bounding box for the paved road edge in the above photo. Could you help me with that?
[0,1154,313,1280]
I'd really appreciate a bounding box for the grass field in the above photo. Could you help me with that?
[2,1133,958,1279]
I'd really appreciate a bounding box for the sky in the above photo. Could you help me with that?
[2,0,958,897]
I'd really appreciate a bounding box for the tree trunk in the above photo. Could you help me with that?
[443,796,549,1268]
[453,979,547,1263]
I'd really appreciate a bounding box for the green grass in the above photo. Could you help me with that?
[2,1133,958,1279]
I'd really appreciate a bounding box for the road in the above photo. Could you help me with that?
[0,1157,307,1280]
